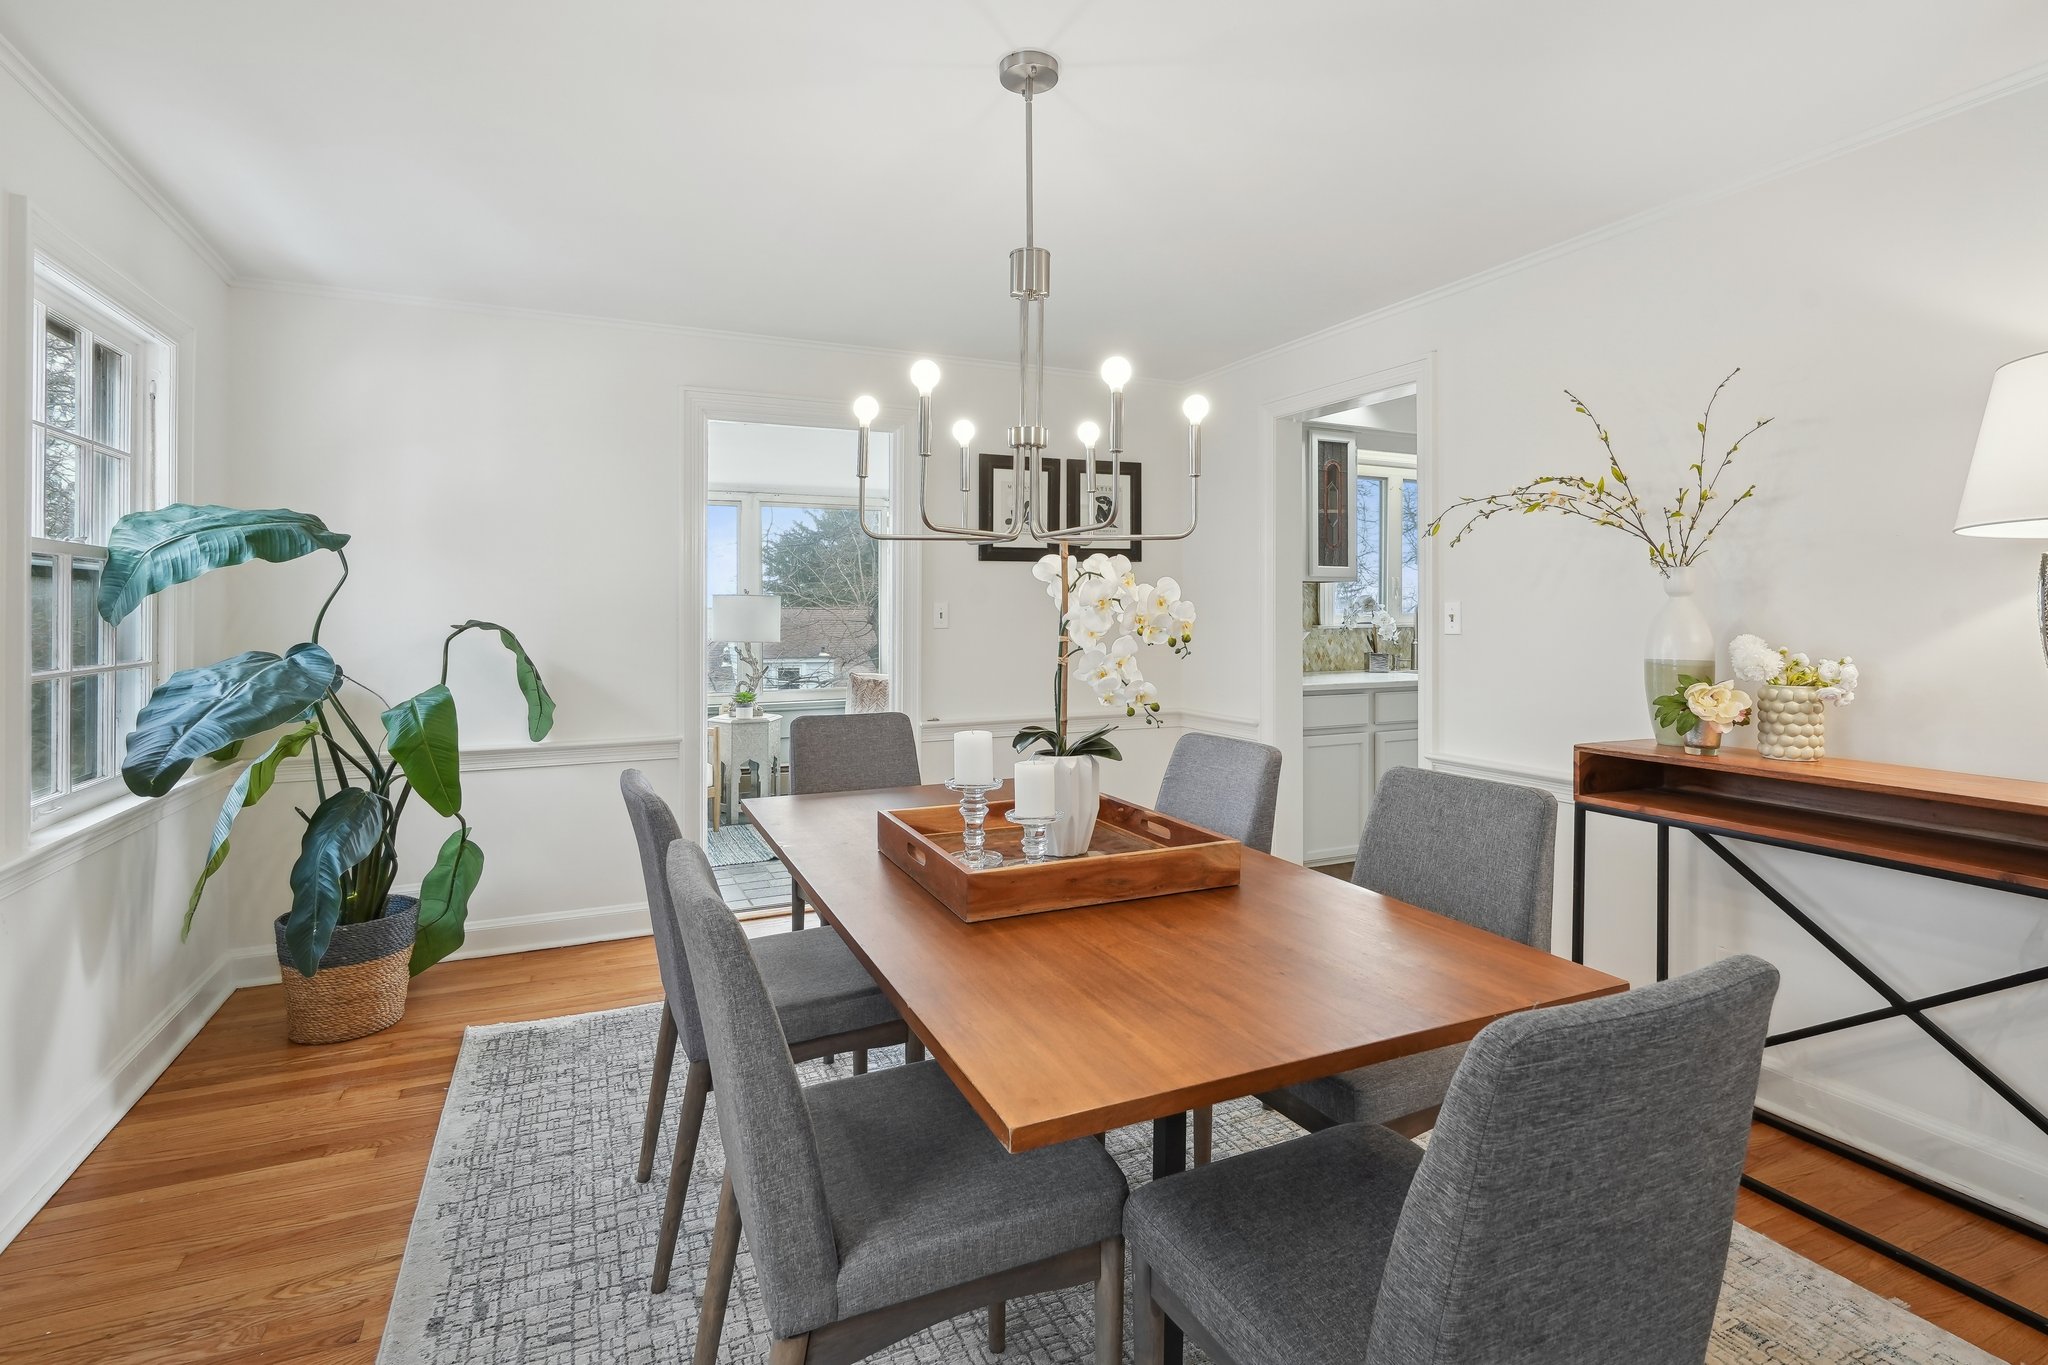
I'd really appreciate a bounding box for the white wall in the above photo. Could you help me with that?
[0,52,237,1246]
[215,286,1207,962]
[1184,81,2048,1219]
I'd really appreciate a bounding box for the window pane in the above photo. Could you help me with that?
[1399,479,1419,616]
[1331,476,1385,623]
[115,668,149,754]
[43,314,80,431]
[42,435,81,541]
[117,595,149,664]
[93,450,129,543]
[71,559,105,667]
[760,505,879,689]
[31,680,57,800]
[92,342,128,449]
[69,674,105,787]
[705,503,741,692]
[31,555,57,671]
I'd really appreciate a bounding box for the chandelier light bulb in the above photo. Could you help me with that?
[852,395,880,427]
[1182,394,1210,425]
[1077,420,1101,448]
[910,359,942,395]
[1099,356,1133,392]
[951,419,976,447]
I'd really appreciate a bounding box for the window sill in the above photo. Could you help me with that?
[3,764,237,901]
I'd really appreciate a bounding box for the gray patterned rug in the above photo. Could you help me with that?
[704,824,776,868]
[378,1004,2005,1364]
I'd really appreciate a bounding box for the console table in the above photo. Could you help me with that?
[1571,739,2048,1332]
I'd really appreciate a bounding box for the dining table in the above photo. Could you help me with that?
[745,782,1628,1362]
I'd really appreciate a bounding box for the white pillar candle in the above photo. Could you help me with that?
[953,729,995,786]
[1013,758,1056,818]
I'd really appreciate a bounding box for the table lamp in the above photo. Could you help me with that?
[709,592,782,694]
[1955,352,2048,665]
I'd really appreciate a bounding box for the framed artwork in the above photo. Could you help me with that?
[1060,459,1145,562]
[1306,431,1357,581]
[975,451,1063,562]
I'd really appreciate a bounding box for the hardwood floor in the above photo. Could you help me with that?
[1,937,2042,1364]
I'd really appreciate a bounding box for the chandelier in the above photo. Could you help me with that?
[853,49,1209,545]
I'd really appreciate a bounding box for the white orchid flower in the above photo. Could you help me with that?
[1169,600,1196,626]
[1146,577,1182,615]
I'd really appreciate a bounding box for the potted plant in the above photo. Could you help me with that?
[1428,370,1775,744]
[1650,675,1753,756]
[732,687,759,719]
[1016,549,1195,855]
[97,505,555,1043]
[1729,634,1858,761]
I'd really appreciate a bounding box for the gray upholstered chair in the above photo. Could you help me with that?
[786,712,924,932]
[665,838,1130,1365]
[1155,731,1282,1165]
[1127,955,1780,1365]
[1263,766,1556,1142]
[621,769,909,1293]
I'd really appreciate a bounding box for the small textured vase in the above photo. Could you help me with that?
[1756,685,1826,761]
[1048,755,1101,857]
[1645,568,1714,747]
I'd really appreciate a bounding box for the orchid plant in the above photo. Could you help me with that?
[1015,549,1196,760]
[1729,633,1860,704]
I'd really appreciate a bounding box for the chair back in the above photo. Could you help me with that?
[619,770,710,1062]
[1154,731,1283,853]
[1352,767,1555,949]
[664,838,842,1337]
[789,711,922,794]
[1366,955,1779,1365]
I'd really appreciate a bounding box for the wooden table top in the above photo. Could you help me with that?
[746,784,1628,1151]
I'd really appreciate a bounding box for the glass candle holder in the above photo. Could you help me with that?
[943,778,1004,869]
[1004,809,1062,863]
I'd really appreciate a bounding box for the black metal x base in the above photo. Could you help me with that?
[1573,807,2048,1335]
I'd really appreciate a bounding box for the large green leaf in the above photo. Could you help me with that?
[98,505,350,625]
[184,720,322,938]
[456,620,555,741]
[283,789,387,976]
[122,645,339,797]
[382,685,461,817]
[412,828,483,975]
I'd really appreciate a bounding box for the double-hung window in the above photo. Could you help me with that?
[28,270,162,823]
[704,492,886,700]
[1324,444,1419,626]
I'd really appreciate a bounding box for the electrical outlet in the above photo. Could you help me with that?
[933,601,950,629]
[1443,600,1462,635]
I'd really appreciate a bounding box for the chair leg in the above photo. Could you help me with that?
[1095,1238,1124,1365]
[1192,1105,1213,1166]
[1133,1250,1164,1365]
[692,1171,742,1365]
[637,1010,678,1183]
[768,1336,810,1364]
[988,1300,1007,1353]
[651,1060,711,1293]
[905,1034,924,1064]
[852,1049,867,1075]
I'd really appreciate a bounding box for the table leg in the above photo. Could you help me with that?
[1151,1113,1187,1365]
[1570,804,1587,964]
[1655,823,1670,983]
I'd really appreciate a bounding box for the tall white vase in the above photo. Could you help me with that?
[1644,567,1714,747]
[1048,755,1101,857]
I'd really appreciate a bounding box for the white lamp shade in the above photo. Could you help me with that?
[709,593,781,642]
[1956,352,2048,538]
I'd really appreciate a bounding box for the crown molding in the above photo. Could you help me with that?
[1193,58,2048,386]
[0,27,236,284]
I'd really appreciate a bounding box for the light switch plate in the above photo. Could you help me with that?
[933,601,951,629]
[1443,600,1462,635]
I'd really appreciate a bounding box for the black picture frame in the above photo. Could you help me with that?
[1060,459,1145,562]
[975,451,1063,562]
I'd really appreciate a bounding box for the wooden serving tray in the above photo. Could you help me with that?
[877,793,1242,922]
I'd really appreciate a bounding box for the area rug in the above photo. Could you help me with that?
[377,1004,2005,1364]
[704,823,776,868]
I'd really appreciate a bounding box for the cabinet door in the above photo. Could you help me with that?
[1373,728,1419,801]
[1303,730,1371,865]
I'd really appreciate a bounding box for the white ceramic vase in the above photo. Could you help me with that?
[1756,685,1826,761]
[1048,755,1101,857]
[1644,567,1714,747]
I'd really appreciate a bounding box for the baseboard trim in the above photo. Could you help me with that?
[0,945,245,1252]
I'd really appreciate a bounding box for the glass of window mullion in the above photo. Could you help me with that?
[43,313,81,434]
[71,559,107,669]
[31,554,58,673]
[92,341,129,450]
[38,428,84,544]
[31,679,59,802]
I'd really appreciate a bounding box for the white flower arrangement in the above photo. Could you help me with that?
[1728,633,1859,705]
[1020,551,1195,759]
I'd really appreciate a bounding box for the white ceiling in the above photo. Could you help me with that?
[6,2,2048,377]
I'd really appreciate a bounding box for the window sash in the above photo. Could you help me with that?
[705,490,882,702]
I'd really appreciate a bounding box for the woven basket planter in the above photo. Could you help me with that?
[273,897,419,1045]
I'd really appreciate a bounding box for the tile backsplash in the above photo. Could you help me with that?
[1301,583,1416,673]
